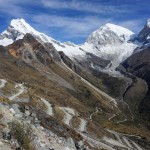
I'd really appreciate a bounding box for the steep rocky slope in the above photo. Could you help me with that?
[121,47,150,127]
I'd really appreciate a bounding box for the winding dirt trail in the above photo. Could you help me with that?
[9,84,26,100]
[89,107,100,121]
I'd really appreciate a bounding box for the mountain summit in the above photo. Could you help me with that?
[84,23,137,71]
[0,18,55,46]
[10,18,39,35]
[86,23,134,47]
[0,18,38,46]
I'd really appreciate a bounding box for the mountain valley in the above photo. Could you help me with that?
[0,18,150,150]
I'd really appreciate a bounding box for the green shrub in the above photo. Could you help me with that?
[0,96,11,104]
[10,121,34,150]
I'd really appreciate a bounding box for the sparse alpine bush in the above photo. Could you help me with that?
[10,120,34,150]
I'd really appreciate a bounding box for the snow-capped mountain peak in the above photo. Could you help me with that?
[0,18,40,46]
[86,23,134,47]
[85,23,137,71]
[9,18,39,35]
[0,18,55,46]
[103,23,134,37]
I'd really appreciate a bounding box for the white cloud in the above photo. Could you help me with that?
[118,20,144,33]
[33,14,112,38]
[41,0,128,14]
[0,0,22,17]
[0,0,38,17]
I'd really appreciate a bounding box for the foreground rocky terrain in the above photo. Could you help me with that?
[0,19,150,150]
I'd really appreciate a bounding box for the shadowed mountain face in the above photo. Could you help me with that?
[122,47,150,127]
[137,20,150,43]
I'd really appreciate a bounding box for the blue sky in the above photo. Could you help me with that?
[0,0,149,44]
